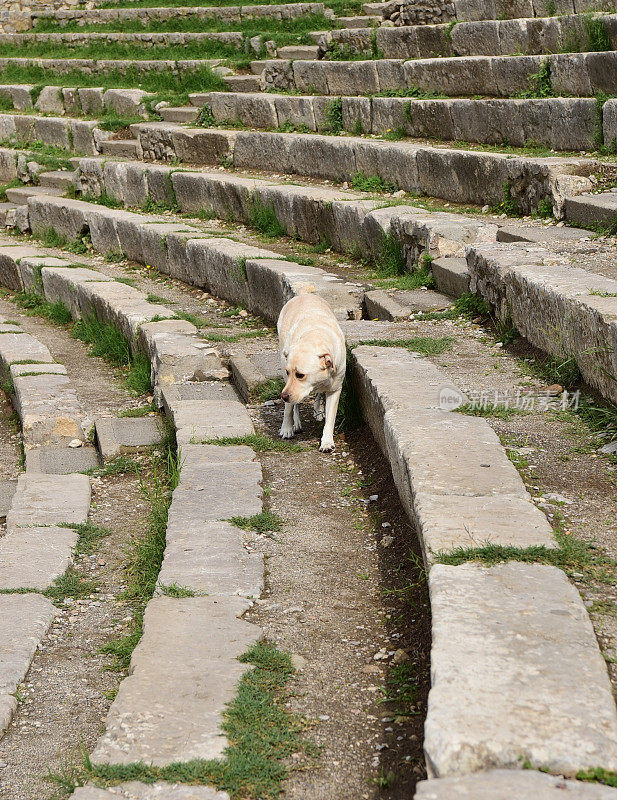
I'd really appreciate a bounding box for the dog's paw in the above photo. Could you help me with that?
[293,420,303,433]
[313,409,325,423]
[279,425,295,439]
[319,438,335,453]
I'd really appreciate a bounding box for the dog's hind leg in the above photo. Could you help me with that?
[319,388,342,452]
[313,393,325,422]
[293,403,302,433]
[279,401,296,439]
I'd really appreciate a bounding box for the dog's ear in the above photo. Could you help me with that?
[320,353,335,371]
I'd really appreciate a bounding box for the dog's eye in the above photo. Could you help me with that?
[296,372,305,380]
[285,370,290,375]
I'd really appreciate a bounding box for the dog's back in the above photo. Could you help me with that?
[278,293,342,348]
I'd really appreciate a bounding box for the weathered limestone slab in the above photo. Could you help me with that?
[95,416,164,460]
[0,594,57,734]
[6,472,90,528]
[24,445,100,474]
[229,351,281,401]
[351,346,556,560]
[149,334,229,399]
[41,265,114,316]
[0,479,17,518]
[364,288,453,320]
[158,519,263,598]
[161,382,254,445]
[565,192,617,230]
[0,525,78,590]
[467,242,617,405]
[170,442,262,520]
[76,280,172,341]
[12,370,87,446]
[0,331,52,366]
[415,770,617,799]
[91,596,261,765]
[0,244,43,292]
[425,562,617,777]
[73,781,229,799]
[430,256,470,298]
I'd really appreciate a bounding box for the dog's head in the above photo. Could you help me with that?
[281,342,335,404]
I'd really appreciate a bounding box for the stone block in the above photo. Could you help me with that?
[77,87,105,115]
[24,446,100,475]
[0,594,57,735]
[415,770,617,799]
[103,88,149,117]
[0,525,78,590]
[0,480,17,518]
[0,330,52,365]
[91,596,261,765]
[12,371,86,446]
[273,95,317,131]
[431,256,470,297]
[157,519,263,598]
[35,86,64,115]
[6,472,90,529]
[425,562,617,777]
[73,782,229,800]
[95,417,164,460]
[33,117,71,150]
[161,382,254,445]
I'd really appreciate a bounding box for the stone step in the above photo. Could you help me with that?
[90,596,261,766]
[250,59,270,74]
[364,288,454,319]
[204,91,608,151]
[0,594,57,736]
[261,51,617,97]
[431,256,470,297]
[99,139,141,158]
[229,350,281,402]
[6,472,90,529]
[94,416,165,459]
[129,123,595,215]
[351,344,556,559]
[415,770,617,799]
[326,13,617,59]
[157,443,263,596]
[564,190,617,230]
[42,2,327,25]
[467,240,617,404]
[0,480,17,519]
[0,524,79,590]
[0,203,18,226]
[38,170,76,190]
[425,562,617,776]
[24,445,100,474]
[0,31,245,48]
[26,193,365,323]
[188,92,212,107]
[0,112,101,155]
[276,44,320,59]
[338,15,380,26]
[222,74,262,92]
[4,185,64,204]
[159,106,201,123]
[73,783,229,800]
[377,0,617,24]
[0,56,223,77]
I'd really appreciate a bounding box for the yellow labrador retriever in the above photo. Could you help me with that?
[277,292,346,452]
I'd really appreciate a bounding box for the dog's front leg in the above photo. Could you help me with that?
[319,388,342,452]
[279,401,296,439]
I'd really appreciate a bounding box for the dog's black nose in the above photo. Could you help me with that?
[281,391,290,402]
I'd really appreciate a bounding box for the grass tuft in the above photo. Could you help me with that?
[356,336,453,356]
[200,433,304,453]
[229,510,284,534]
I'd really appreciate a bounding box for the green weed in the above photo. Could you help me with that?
[200,433,304,453]
[229,511,284,534]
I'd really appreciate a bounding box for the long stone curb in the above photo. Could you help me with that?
[0,111,112,157]
[73,783,229,799]
[23,193,365,322]
[205,92,603,152]
[465,240,617,405]
[350,344,617,786]
[130,123,595,214]
[259,51,617,98]
[326,12,617,59]
[0,57,224,77]
[0,219,266,787]
[41,2,326,25]
[74,154,498,259]
[415,769,617,799]
[0,31,246,48]
[0,84,156,118]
